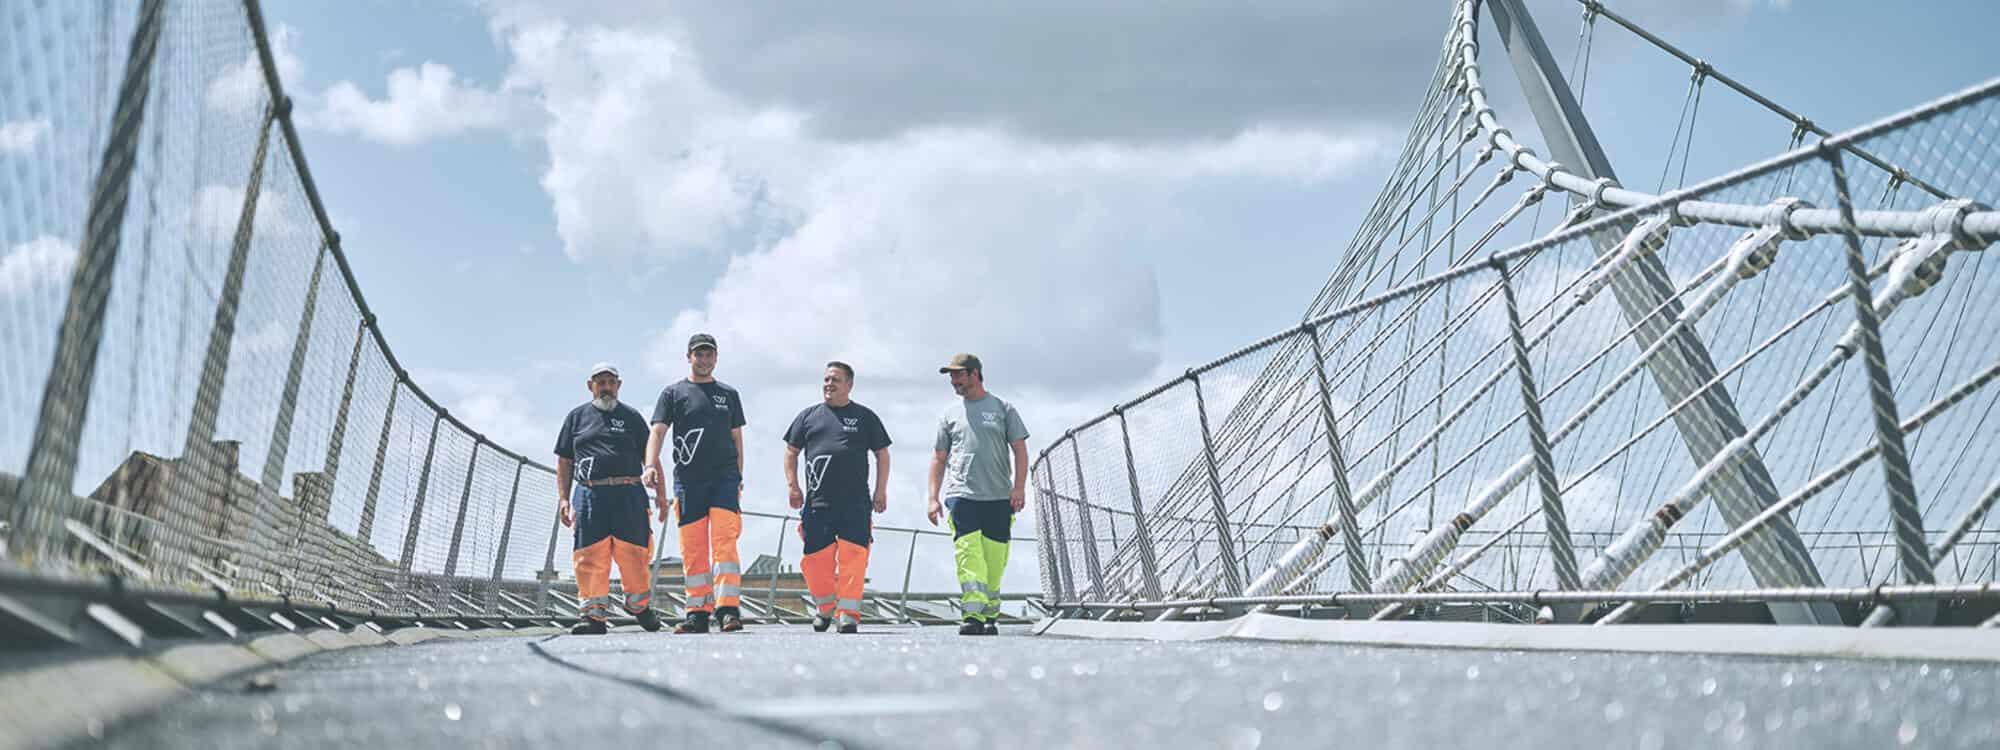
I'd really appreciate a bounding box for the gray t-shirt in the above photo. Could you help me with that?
[935,394,1030,501]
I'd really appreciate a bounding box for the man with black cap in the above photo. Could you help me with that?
[554,362,662,635]
[926,353,1031,636]
[644,333,748,633]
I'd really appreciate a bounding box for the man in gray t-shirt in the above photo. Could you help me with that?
[926,353,1031,636]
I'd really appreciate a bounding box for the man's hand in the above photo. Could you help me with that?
[926,497,944,526]
[642,464,660,492]
[872,487,888,514]
[559,498,574,527]
[1009,486,1026,512]
[655,497,673,523]
[788,485,804,510]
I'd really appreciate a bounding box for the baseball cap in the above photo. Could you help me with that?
[588,362,620,379]
[688,333,718,353]
[938,353,983,374]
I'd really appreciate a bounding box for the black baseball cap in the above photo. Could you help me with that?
[688,333,717,353]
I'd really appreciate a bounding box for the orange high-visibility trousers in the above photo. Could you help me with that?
[675,473,743,613]
[799,501,871,625]
[572,485,654,620]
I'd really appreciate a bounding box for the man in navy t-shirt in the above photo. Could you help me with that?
[643,333,749,633]
[553,362,662,635]
[783,361,892,633]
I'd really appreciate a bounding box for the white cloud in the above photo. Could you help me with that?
[486,8,1391,546]
[207,24,302,116]
[191,182,312,247]
[407,367,551,459]
[301,62,527,145]
[0,235,77,298]
[0,118,51,154]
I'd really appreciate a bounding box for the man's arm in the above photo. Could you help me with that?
[1009,439,1030,511]
[555,456,574,527]
[926,450,947,525]
[784,443,803,509]
[872,447,892,513]
[733,427,746,485]
[642,422,668,488]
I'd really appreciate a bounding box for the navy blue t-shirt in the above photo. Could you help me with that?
[783,401,892,508]
[554,401,648,482]
[650,379,747,480]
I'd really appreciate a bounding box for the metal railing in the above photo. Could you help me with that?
[1031,0,2000,626]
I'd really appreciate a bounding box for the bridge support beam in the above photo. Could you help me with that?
[1190,375,1246,596]
[488,460,525,614]
[10,0,168,564]
[1115,411,1164,600]
[397,414,444,574]
[1485,0,1837,625]
[355,377,401,544]
[1068,440,1109,600]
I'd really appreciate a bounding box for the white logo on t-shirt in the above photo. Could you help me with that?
[674,428,704,465]
[807,454,832,491]
[841,417,859,433]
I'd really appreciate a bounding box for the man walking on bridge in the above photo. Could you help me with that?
[784,361,892,634]
[927,354,1031,636]
[554,363,663,635]
[645,333,749,633]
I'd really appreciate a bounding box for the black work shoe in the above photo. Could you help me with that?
[958,617,983,636]
[675,612,711,634]
[570,619,608,635]
[811,613,833,632]
[837,622,858,634]
[716,606,743,632]
[981,621,1000,636]
[634,608,662,632]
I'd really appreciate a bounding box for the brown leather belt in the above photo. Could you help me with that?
[583,476,642,487]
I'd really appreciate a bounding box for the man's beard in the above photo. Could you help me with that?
[592,396,617,411]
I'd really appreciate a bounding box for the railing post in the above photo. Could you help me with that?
[488,459,526,614]
[397,413,444,574]
[1114,410,1164,600]
[1067,439,1109,598]
[767,516,789,624]
[321,316,369,487]
[10,0,168,563]
[355,377,402,544]
[1189,374,1247,595]
[900,528,919,624]
[537,476,564,614]
[1828,150,1934,625]
[160,98,280,579]
[1495,260,1581,592]
[257,234,330,590]
[443,438,483,577]
[1036,458,1078,603]
[1302,325,1373,598]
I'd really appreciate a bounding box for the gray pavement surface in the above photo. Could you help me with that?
[100,624,2000,749]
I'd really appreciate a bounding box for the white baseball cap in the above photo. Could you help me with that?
[588,361,620,379]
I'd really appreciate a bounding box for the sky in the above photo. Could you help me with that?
[15,0,1987,590]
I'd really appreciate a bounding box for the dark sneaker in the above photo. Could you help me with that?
[981,621,1000,636]
[570,619,608,636]
[837,622,858,635]
[674,612,711,634]
[716,606,743,633]
[811,613,833,632]
[634,608,662,632]
[958,617,983,636]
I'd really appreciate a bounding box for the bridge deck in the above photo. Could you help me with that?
[99,625,1997,749]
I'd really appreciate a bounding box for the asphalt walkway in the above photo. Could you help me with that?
[101,623,1999,748]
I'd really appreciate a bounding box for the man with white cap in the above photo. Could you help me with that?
[554,362,662,635]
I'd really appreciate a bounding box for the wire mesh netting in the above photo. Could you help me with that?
[1032,0,2000,624]
[0,0,603,621]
